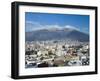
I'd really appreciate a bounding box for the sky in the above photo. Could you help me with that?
[25,12,89,34]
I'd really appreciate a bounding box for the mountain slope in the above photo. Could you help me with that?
[25,28,89,42]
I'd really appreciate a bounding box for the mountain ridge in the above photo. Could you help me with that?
[25,28,89,42]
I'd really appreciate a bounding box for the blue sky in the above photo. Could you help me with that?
[25,12,89,34]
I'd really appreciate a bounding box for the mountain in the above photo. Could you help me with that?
[25,28,89,42]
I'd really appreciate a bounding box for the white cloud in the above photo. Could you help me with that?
[26,21,42,27]
[25,21,42,31]
[65,25,80,31]
[25,21,80,32]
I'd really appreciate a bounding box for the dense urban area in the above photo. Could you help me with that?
[25,40,89,68]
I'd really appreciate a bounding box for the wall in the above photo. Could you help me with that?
[0,0,99,81]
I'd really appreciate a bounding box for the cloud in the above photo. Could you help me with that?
[25,21,42,32]
[65,25,80,31]
[26,21,42,27]
[25,21,80,32]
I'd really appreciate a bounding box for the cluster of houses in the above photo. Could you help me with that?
[25,40,89,68]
